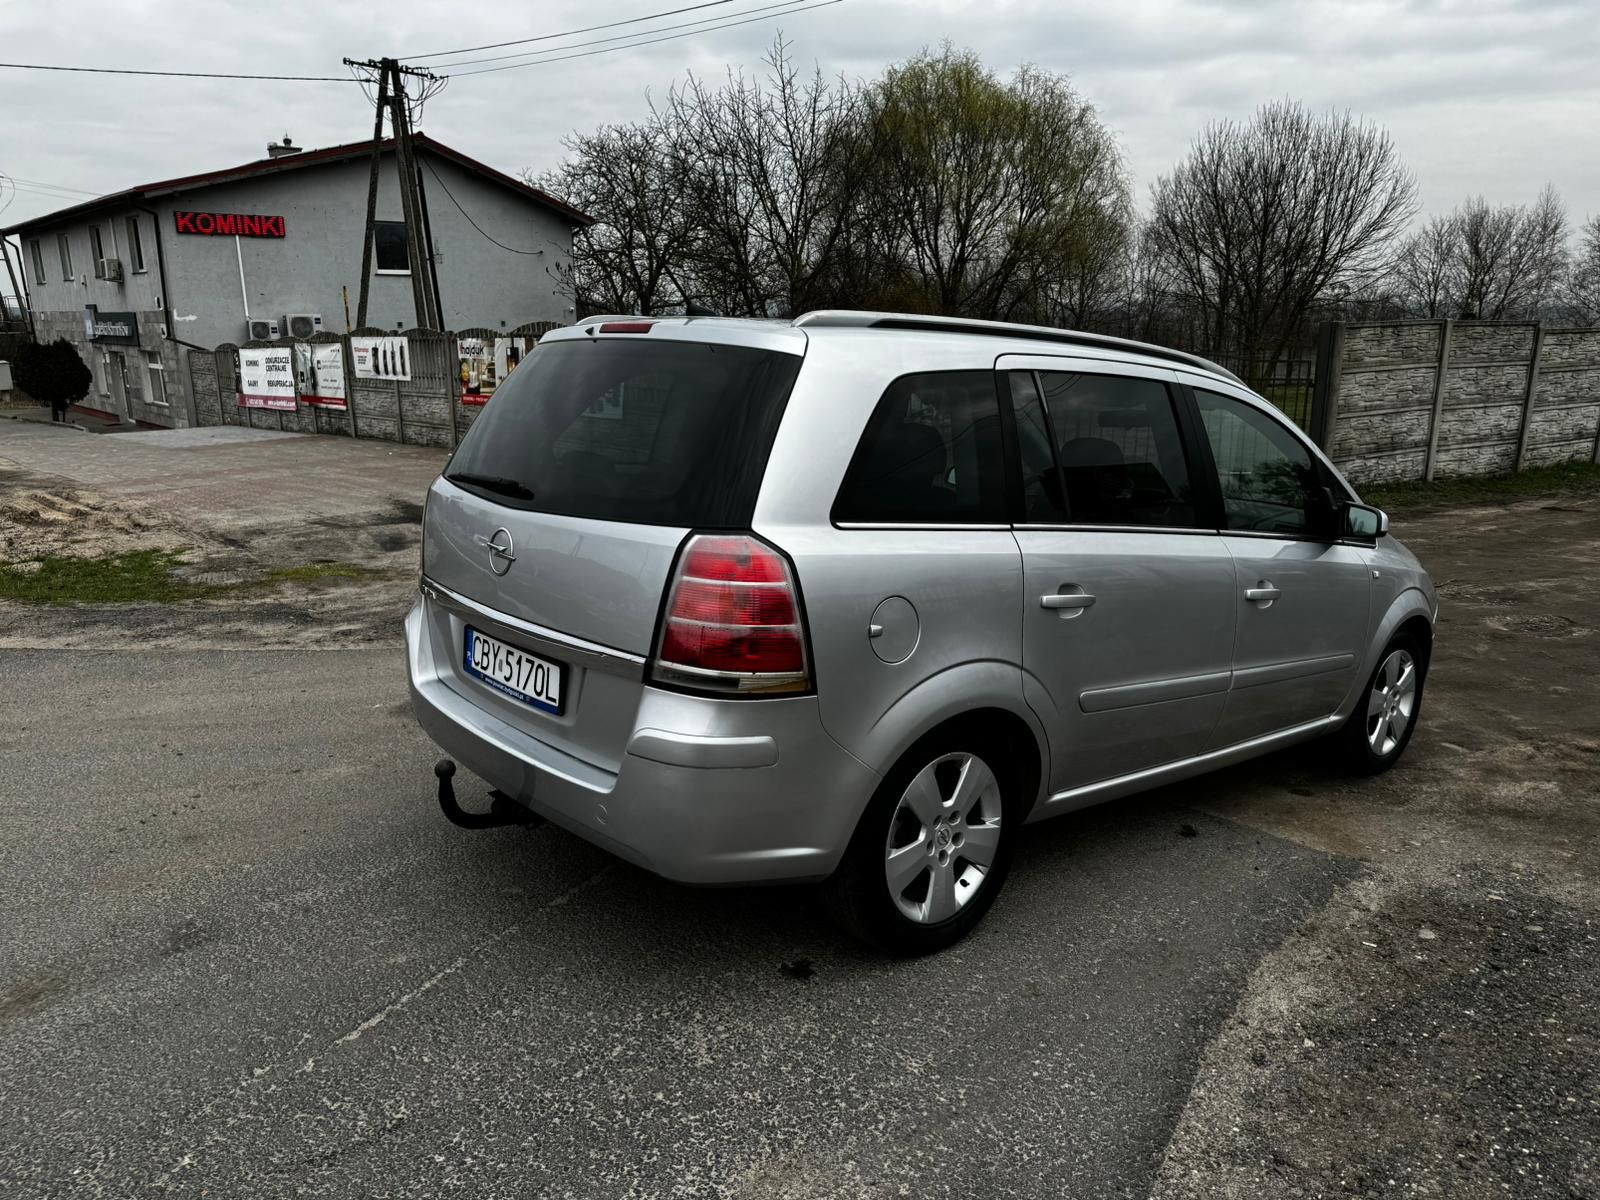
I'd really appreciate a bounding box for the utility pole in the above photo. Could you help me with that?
[343,57,444,331]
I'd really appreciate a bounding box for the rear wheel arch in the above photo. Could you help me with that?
[891,707,1044,822]
[1396,613,1434,674]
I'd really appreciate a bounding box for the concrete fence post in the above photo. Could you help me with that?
[1422,318,1455,482]
[1513,323,1545,472]
[343,334,360,440]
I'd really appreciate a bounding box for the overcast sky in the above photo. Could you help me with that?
[2,0,1598,234]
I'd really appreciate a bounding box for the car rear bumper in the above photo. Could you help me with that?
[405,598,880,885]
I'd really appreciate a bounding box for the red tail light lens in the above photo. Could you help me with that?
[651,534,810,694]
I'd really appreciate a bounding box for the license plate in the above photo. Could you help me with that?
[463,626,564,714]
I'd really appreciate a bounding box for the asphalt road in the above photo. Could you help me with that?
[0,648,1352,1199]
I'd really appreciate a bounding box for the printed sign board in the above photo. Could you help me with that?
[294,343,348,410]
[83,306,139,344]
[237,346,298,411]
[352,335,411,381]
[458,336,527,406]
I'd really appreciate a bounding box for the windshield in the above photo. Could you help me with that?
[445,336,802,528]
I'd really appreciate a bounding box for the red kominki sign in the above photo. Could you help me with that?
[174,210,286,238]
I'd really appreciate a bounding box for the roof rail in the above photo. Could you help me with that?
[791,310,1242,385]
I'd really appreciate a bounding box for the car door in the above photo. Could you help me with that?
[1002,357,1238,797]
[1183,380,1372,747]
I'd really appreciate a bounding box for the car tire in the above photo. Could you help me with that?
[1328,631,1427,775]
[823,730,1018,955]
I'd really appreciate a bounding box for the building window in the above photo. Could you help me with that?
[90,226,107,277]
[373,220,410,273]
[143,351,169,406]
[126,216,147,273]
[27,239,46,285]
[57,233,73,280]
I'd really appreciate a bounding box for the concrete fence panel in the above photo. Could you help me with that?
[1316,318,1600,485]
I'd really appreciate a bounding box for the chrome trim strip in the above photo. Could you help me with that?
[1040,714,1343,812]
[419,577,647,675]
[833,522,1012,531]
[1079,670,1232,713]
[1231,653,1356,690]
[1014,523,1215,537]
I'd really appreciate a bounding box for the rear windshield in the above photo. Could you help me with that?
[444,337,801,527]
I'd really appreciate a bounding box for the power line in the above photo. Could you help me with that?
[421,158,559,256]
[426,0,813,70]
[0,61,360,82]
[448,0,846,77]
[400,0,738,61]
[2,175,101,196]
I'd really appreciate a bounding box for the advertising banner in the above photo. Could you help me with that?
[237,347,298,411]
[294,343,348,410]
[352,335,412,381]
[458,336,527,406]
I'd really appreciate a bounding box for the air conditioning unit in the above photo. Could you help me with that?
[281,313,323,339]
[100,258,124,283]
[247,318,280,341]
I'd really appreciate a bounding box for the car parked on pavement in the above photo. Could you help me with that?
[406,310,1437,953]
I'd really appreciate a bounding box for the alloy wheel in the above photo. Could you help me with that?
[1366,648,1417,757]
[884,752,1003,925]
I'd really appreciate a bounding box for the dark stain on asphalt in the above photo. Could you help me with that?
[0,974,67,1024]
[779,958,816,981]
[1178,823,1199,838]
[163,919,215,958]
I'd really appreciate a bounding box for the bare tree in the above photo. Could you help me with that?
[1147,100,1417,369]
[1391,213,1456,318]
[1450,186,1568,319]
[536,112,692,316]
[859,48,1131,320]
[667,40,870,317]
[1568,213,1600,325]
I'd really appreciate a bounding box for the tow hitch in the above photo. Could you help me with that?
[434,758,544,830]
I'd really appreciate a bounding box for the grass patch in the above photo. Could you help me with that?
[1362,461,1600,513]
[264,561,381,583]
[0,550,213,605]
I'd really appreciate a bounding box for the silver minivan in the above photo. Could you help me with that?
[407,311,1436,952]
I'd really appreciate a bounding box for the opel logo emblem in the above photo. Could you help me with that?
[473,527,516,576]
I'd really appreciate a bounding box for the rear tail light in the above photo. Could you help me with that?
[650,534,811,695]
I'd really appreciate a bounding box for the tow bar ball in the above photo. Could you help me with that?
[434,758,543,830]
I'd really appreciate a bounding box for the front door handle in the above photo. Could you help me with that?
[1244,582,1282,604]
[1041,590,1096,613]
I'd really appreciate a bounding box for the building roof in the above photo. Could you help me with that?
[2,133,593,234]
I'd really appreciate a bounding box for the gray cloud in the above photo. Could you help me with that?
[2,0,1597,235]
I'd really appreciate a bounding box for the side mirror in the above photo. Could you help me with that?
[1343,502,1388,540]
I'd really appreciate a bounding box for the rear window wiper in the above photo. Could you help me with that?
[445,472,537,501]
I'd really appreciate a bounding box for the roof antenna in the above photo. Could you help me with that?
[685,302,720,318]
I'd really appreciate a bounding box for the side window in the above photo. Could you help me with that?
[1008,372,1063,521]
[1036,371,1195,528]
[1194,389,1321,536]
[833,371,1006,524]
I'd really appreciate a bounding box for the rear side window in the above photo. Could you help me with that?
[445,338,800,527]
[1032,372,1195,528]
[832,371,1007,525]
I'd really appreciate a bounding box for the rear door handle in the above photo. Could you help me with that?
[1041,591,1095,611]
[1244,583,1281,603]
